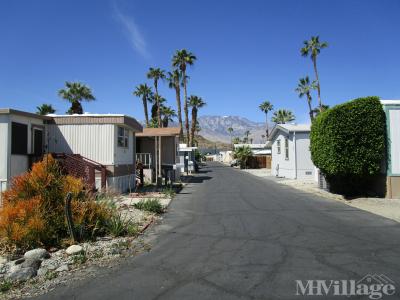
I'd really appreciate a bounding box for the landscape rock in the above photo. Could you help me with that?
[24,248,50,260]
[66,245,83,255]
[21,259,42,270]
[0,256,7,264]
[37,267,48,277]
[55,264,69,272]
[9,264,22,274]
[6,267,37,282]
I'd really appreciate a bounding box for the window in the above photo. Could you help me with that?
[117,126,129,148]
[285,138,289,160]
[277,140,281,154]
[11,122,28,155]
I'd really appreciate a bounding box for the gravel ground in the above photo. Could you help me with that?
[242,168,400,223]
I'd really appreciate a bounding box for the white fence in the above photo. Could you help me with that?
[0,179,7,207]
[136,153,152,169]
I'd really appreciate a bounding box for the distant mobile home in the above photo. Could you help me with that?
[267,124,314,180]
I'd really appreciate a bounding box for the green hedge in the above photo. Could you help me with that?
[310,96,386,195]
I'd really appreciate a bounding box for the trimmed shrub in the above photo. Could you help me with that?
[310,96,386,195]
[0,155,112,250]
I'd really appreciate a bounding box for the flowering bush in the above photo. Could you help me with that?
[0,155,111,250]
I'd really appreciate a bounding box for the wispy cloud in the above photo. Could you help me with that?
[113,4,151,59]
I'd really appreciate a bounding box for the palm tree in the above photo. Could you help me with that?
[172,49,197,145]
[312,104,330,117]
[227,127,234,149]
[301,36,328,112]
[244,130,251,143]
[36,104,55,115]
[160,106,177,128]
[233,146,252,169]
[295,76,317,122]
[150,95,166,126]
[133,83,153,127]
[188,95,206,146]
[58,82,95,114]
[271,109,296,124]
[147,67,166,127]
[259,101,274,137]
[232,137,241,144]
[167,69,184,139]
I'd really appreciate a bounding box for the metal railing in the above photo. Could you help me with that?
[136,153,152,169]
[0,179,7,207]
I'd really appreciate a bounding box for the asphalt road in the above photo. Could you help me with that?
[34,162,400,299]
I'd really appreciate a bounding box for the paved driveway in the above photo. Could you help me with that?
[34,162,400,299]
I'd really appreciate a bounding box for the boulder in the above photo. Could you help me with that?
[21,259,42,270]
[66,245,83,255]
[6,267,37,282]
[37,267,47,277]
[24,248,50,260]
[55,264,69,272]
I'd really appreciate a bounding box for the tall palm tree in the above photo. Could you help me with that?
[58,81,95,114]
[150,95,166,126]
[172,49,197,145]
[259,101,274,137]
[147,67,166,127]
[271,109,296,124]
[295,76,317,122]
[36,104,55,115]
[301,36,328,112]
[167,69,184,139]
[133,83,153,127]
[188,95,206,146]
[160,106,177,128]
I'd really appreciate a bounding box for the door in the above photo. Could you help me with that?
[33,128,44,155]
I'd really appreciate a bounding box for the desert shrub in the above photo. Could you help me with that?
[134,198,164,214]
[310,96,386,195]
[0,155,112,250]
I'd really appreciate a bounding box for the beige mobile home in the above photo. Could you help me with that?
[47,114,142,193]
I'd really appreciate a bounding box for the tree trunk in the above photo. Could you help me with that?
[265,113,269,137]
[307,94,314,122]
[190,107,197,147]
[143,97,149,127]
[155,81,161,127]
[175,83,183,140]
[313,58,323,112]
[69,101,83,114]
[183,70,190,146]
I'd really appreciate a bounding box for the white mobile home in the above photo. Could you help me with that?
[381,100,400,198]
[267,124,314,180]
[0,109,50,200]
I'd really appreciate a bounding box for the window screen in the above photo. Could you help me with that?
[11,122,28,155]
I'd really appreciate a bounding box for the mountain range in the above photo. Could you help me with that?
[197,116,269,144]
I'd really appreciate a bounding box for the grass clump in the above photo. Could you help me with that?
[0,280,12,293]
[106,213,139,237]
[72,252,87,265]
[134,198,164,214]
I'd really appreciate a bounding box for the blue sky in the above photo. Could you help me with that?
[0,0,399,124]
